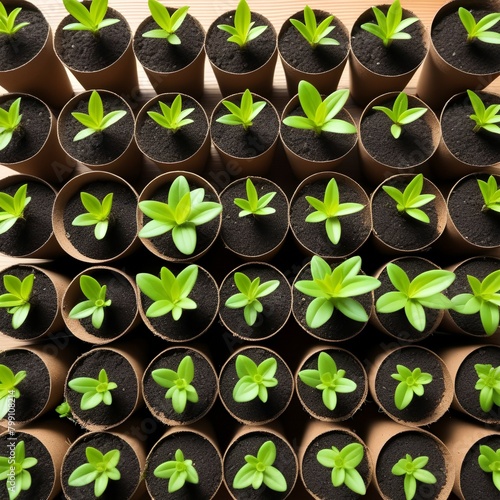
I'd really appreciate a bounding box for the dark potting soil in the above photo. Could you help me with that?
[62,181,137,260]
[220,178,289,258]
[302,431,371,500]
[0,266,57,340]
[145,430,222,499]
[432,7,500,75]
[376,431,448,500]
[278,10,349,73]
[143,348,217,424]
[441,92,500,167]
[0,180,55,257]
[66,349,138,428]
[133,11,204,73]
[61,432,140,500]
[219,347,293,424]
[373,258,442,342]
[447,174,500,248]
[0,7,48,71]
[371,177,440,251]
[0,95,50,164]
[0,349,49,424]
[297,349,367,421]
[224,431,297,499]
[55,7,131,72]
[136,96,208,163]
[205,11,276,74]
[455,346,500,423]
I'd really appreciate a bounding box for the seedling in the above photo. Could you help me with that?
[283,80,356,135]
[71,90,127,142]
[63,0,120,34]
[0,183,31,235]
[136,264,198,321]
[0,3,29,36]
[55,400,72,419]
[232,354,278,403]
[475,363,500,412]
[316,442,366,495]
[0,441,37,500]
[68,275,112,329]
[391,454,437,500]
[375,263,455,332]
[451,269,500,336]
[459,7,500,44]
[382,174,435,223]
[294,255,381,328]
[0,97,21,151]
[391,364,433,410]
[478,175,500,212]
[224,272,280,326]
[142,1,189,44]
[68,368,118,410]
[233,440,287,492]
[372,92,428,139]
[216,89,267,131]
[71,191,113,240]
[68,447,120,498]
[138,175,222,256]
[147,94,194,133]
[151,355,199,414]
[154,449,199,493]
[478,445,500,491]
[360,0,419,47]
[217,0,267,49]
[467,90,500,134]
[298,351,357,411]
[304,177,365,245]
[0,273,34,329]
[233,178,276,217]
[0,364,26,419]
[289,5,339,48]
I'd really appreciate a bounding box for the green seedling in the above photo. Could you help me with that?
[154,449,199,493]
[55,400,72,419]
[232,354,278,403]
[0,273,34,329]
[289,5,338,48]
[71,192,113,240]
[0,364,26,419]
[459,7,500,44]
[0,3,29,36]
[233,178,276,217]
[391,364,433,410]
[0,184,31,235]
[0,97,21,151]
[68,368,117,411]
[147,94,194,133]
[63,0,119,34]
[478,445,500,491]
[478,175,500,212]
[391,454,437,500]
[142,0,189,44]
[468,90,500,134]
[216,89,267,131]
[0,441,37,500]
[475,363,500,413]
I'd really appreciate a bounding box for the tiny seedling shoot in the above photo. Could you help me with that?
[475,363,500,413]
[0,441,37,500]
[233,440,287,492]
[142,1,189,44]
[63,0,120,34]
[467,90,500,134]
[0,3,29,36]
[458,7,500,44]
[0,183,31,235]
[478,445,500,491]
[391,364,433,410]
[154,449,199,493]
[234,178,276,217]
[147,94,194,133]
[55,400,73,419]
[68,368,118,410]
[71,191,113,240]
[0,364,26,419]
[289,5,339,48]
[216,89,267,131]
[478,175,500,212]
[298,351,357,411]
[232,354,278,403]
[391,454,437,500]
[151,355,199,414]
[0,97,21,151]
[0,273,34,329]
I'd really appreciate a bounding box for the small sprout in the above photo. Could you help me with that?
[305,177,365,245]
[234,178,276,217]
[459,7,500,44]
[63,0,120,34]
[289,5,339,48]
[147,94,194,133]
[478,445,500,491]
[391,454,437,500]
[142,0,189,44]
[0,273,34,329]
[233,440,287,492]
[232,354,278,403]
[71,90,127,142]
[372,92,428,139]
[216,89,267,131]
[138,175,222,256]
[391,364,433,410]
[298,351,357,411]
[475,364,500,412]
[0,441,37,500]
[451,269,500,336]
[282,80,356,136]
[316,442,366,495]
[382,174,435,224]
[151,355,198,414]
[375,263,455,332]
[467,90,500,134]
[68,275,112,329]
[294,255,380,329]
[0,3,29,36]
[154,449,199,493]
[0,184,31,235]
[71,192,113,240]
[0,97,22,151]
[0,364,26,419]
[478,175,500,212]
[68,447,120,498]
[136,265,198,321]
[225,272,280,326]
[55,400,72,419]
[68,368,118,411]
[360,0,419,48]
[217,0,267,49]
